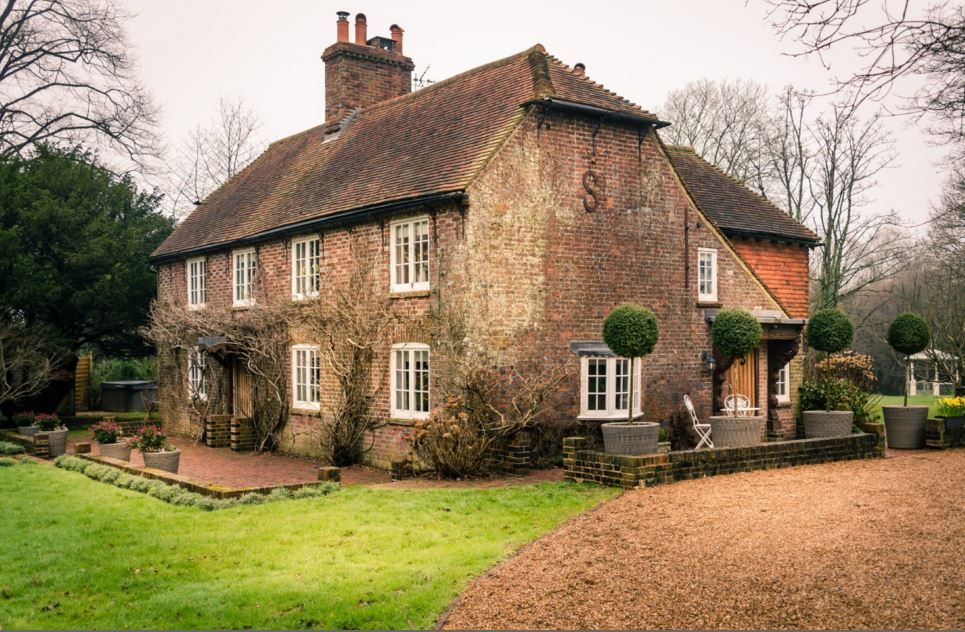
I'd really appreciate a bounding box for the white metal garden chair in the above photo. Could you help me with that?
[683,394,713,449]
[723,394,752,417]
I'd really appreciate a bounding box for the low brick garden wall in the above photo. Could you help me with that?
[564,432,884,489]
[0,429,50,458]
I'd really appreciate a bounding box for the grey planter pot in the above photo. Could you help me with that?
[802,410,854,438]
[601,421,660,455]
[98,441,132,461]
[142,448,180,473]
[17,425,39,436]
[883,406,928,449]
[45,428,68,457]
[708,416,764,447]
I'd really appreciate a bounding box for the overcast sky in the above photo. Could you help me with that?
[124,0,948,226]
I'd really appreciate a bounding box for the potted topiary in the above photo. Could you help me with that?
[709,309,765,447]
[600,304,660,455]
[14,412,39,436]
[801,308,856,438]
[90,420,132,461]
[131,425,180,473]
[35,413,68,457]
[883,312,931,448]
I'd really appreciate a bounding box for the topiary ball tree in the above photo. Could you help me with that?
[711,309,763,359]
[807,308,854,354]
[887,312,930,406]
[602,304,659,425]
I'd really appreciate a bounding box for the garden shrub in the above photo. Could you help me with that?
[0,457,17,467]
[886,312,930,356]
[799,351,881,424]
[807,308,853,354]
[711,309,762,358]
[53,455,337,510]
[0,441,25,455]
[602,304,659,358]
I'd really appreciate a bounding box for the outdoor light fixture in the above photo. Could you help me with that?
[701,351,716,372]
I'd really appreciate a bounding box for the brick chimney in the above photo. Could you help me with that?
[322,11,415,123]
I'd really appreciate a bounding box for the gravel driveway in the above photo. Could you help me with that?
[442,450,964,630]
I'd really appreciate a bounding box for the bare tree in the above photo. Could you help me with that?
[0,319,53,406]
[770,86,814,223]
[809,104,908,308]
[168,96,263,217]
[661,78,775,195]
[0,0,157,164]
[765,0,965,151]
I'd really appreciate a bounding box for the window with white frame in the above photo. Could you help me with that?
[291,344,321,410]
[391,343,430,419]
[579,355,642,420]
[233,248,257,306]
[390,217,430,293]
[775,362,790,403]
[697,248,718,302]
[291,236,321,300]
[187,348,207,401]
[186,257,206,309]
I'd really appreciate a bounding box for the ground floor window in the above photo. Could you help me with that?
[775,362,790,403]
[579,356,642,420]
[292,344,321,411]
[391,343,430,419]
[187,348,207,401]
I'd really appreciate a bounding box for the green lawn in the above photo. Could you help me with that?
[0,464,615,629]
[871,394,940,421]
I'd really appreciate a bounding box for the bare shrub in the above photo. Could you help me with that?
[0,320,54,407]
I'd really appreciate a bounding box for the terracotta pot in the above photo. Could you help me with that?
[142,448,180,473]
[882,406,928,449]
[802,410,854,438]
[601,421,660,455]
[98,441,132,461]
[45,428,69,457]
[708,416,763,447]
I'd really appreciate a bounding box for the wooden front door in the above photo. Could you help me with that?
[232,359,254,418]
[726,350,758,407]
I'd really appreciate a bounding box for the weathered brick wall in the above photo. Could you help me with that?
[563,433,883,489]
[322,41,413,123]
[462,109,790,431]
[732,237,811,318]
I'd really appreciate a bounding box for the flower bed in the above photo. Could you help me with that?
[55,455,338,509]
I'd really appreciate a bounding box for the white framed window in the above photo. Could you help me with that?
[698,247,718,302]
[389,217,430,293]
[291,236,321,300]
[186,257,206,309]
[776,362,790,403]
[579,356,642,420]
[232,248,257,306]
[391,343,430,419]
[291,344,321,411]
[187,348,207,401]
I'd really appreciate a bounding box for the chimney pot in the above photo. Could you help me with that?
[336,11,349,42]
[574,62,586,77]
[389,24,404,54]
[354,13,367,45]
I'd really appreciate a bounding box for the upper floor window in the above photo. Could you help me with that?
[233,248,257,306]
[187,348,207,401]
[390,217,430,293]
[186,257,206,309]
[698,247,718,302]
[579,355,642,420]
[292,236,321,300]
[292,344,321,411]
[391,343,430,419]
[776,362,790,403]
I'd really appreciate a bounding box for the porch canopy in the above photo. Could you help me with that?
[703,309,805,340]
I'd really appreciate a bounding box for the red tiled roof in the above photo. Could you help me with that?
[665,145,820,244]
[152,45,659,259]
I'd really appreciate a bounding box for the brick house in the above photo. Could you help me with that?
[149,12,819,467]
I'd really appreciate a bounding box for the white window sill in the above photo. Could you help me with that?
[578,412,645,422]
[698,295,718,304]
[391,284,430,296]
[232,301,256,309]
[187,303,206,311]
[391,411,430,421]
[292,404,320,414]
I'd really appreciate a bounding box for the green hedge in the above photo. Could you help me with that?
[54,455,339,511]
